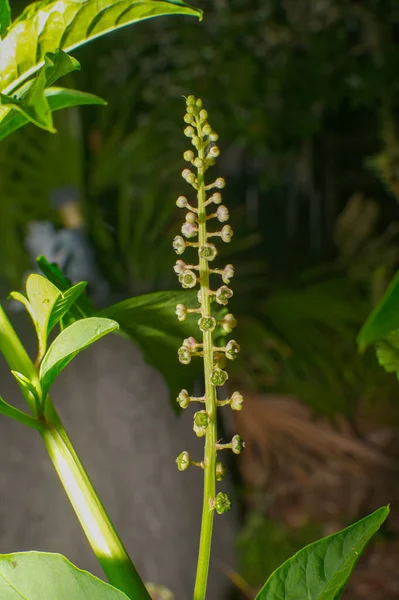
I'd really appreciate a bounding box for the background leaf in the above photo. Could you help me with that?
[0,0,10,36]
[255,506,389,600]
[0,551,130,599]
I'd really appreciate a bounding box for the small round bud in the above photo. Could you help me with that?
[216,205,229,222]
[203,124,212,135]
[187,173,196,185]
[215,462,226,482]
[221,224,233,243]
[194,157,204,169]
[186,105,196,115]
[210,192,222,204]
[222,264,234,284]
[174,260,186,274]
[185,212,197,224]
[173,235,186,255]
[221,313,237,333]
[214,492,232,514]
[231,391,244,411]
[175,303,187,322]
[225,339,240,360]
[199,243,217,261]
[208,146,220,158]
[184,113,194,124]
[178,346,191,365]
[186,95,196,106]
[210,368,228,387]
[210,132,219,142]
[184,126,195,138]
[177,389,191,409]
[215,177,225,189]
[181,222,197,238]
[196,98,203,108]
[184,150,195,162]
[231,434,245,454]
[198,315,216,332]
[176,196,188,208]
[179,269,197,289]
[183,336,198,351]
[182,169,196,185]
[199,109,208,121]
[176,451,190,471]
[216,285,233,306]
[191,136,201,148]
[193,410,209,437]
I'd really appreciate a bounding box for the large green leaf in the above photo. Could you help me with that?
[0,86,106,140]
[358,270,399,351]
[48,281,87,333]
[0,0,203,96]
[40,317,118,397]
[0,551,130,599]
[255,506,389,600]
[0,0,10,36]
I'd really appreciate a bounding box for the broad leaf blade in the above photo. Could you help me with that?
[0,0,10,36]
[40,317,118,397]
[48,281,88,333]
[0,0,203,95]
[26,273,61,357]
[0,551,130,599]
[0,87,106,141]
[256,506,389,600]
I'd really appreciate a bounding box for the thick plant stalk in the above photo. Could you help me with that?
[173,96,245,600]
[0,305,150,600]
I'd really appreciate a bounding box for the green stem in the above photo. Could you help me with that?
[0,305,150,600]
[193,135,217,600]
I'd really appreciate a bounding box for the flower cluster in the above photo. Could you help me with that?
[173,95,245,515]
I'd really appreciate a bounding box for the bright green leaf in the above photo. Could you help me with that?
[0,0,203,96]
[357,270,399,351]
[255,506,389,600]
[0,396,43,431]
[0,551,130,599]
[48,281,88,333]
[11,370,42,406]
[25,273,61,360]
[0,0,10,36]
[40,317,119,397]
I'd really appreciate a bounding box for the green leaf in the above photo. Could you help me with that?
[358,270,399,351]
[40,317,118,397]
[0,0,203,96]
[255,506,389,600]
[11,370,42,407]
[0,396,44,431]
[25,273,61,360]
[0,551,130,599]
[48,281,88,333]
[0,87,106,141]
[0,0,10,36]
[0,49,80,132]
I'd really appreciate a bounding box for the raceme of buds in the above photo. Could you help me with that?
[174,96,244,519]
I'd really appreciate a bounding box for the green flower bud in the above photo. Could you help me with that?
[221,313,237,332]
[216,285,233,306]
[214,492,232,514]
[186,95,196,106]
[210,192,222,204]
[198,315,216,332]
[177,389,191,409]
[176,196,188,208]
[196,98,203,108]
[222,264,234,284]
[193,410,209,437]
[182,168,196,185]
[178,346,191,365]
[194,157,204,169]
[173,235,186,255]
[215,177,225,189]
[231,391,244,411]
[175,303,187,322]
[216,205,229,222]
[210,368,228,387]
[231,434,245,454]
[199,243,217,261]
[199,109,208,122]
[191,136,201,148]
[184,150,195,162]
[210,132,219,142]
[184,126,195,138]
[176,451,190,471]
[215,462,226,482]
[186,105,197,115]
[203,124,212,136]
[179,269,197,289]
[225,339,240,360]
[184,113,194,124]
[185,211,197,224]
[221,224,233,243]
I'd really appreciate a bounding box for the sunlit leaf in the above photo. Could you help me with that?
[48,281,87,333]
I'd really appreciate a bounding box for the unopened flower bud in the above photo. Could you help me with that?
[221,224,233,243]
[222,264,234,284]
[231,391,244,411]
[182,169,196,185]
[176,303,187,321]
[186,105,197,115]
[179,269,197,289]
[184,113,194,124]
[196,98,203,108]
[225,340,240,360]
[208,146,220,158]
[176,451,190,471]
[176,196,188,208]
[186,95,196,106]
[191,136,201,148]
[184,126,195,137]
[203,124,212,135]
[210,132,219,142]
[215,177,225,189]
[177,389,191,409]
[173,236,186,254]
[216,205,229,222]
[178,346,191,365]
[194,157,204,169]
[183,336,198,351]
[214,492,232,514]
[221,313,237,332]
[185,212,197,224]
[174,260,186,274]
[231,434,245,454]
[198,315,216,332]
[181,222,197,238]
[210,368,228,387]
[184,150,195,161]
[199,243,217,261]
[210,192,222,204]
[193,410,209,437]
[216,462,226,482]
[199,109,208,122]
[216,285,233,305]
